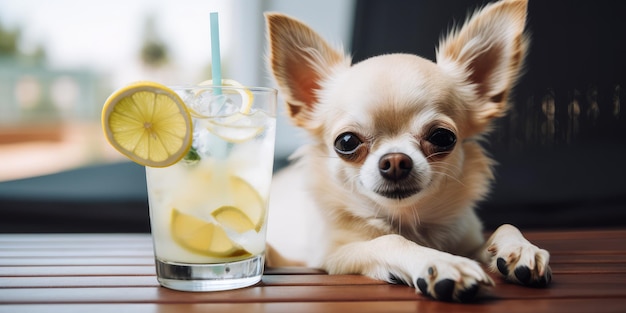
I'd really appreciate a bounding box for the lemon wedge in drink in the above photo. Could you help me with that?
[224,176,265,232]
[102,82,192,167]
[169,176,264,256]
[212,206,256,234]
[171,209,250,258]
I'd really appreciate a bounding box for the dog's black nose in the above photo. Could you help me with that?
[379,153,413,181]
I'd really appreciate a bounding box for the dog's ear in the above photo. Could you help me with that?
[437,0,528,134]
[266,13,350,129]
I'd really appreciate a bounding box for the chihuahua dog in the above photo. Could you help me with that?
[265,0,551,302]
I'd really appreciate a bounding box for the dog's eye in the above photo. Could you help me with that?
[427,128,456,151]
[334,132,362,154]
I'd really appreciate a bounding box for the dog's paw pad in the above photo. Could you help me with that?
[416,276,481,302]
[491,244,552,287]
[415,261,491,302]
[512,264,552,287]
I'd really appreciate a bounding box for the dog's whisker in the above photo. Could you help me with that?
[396,213,402,235]
[346,173,362,193]
[430,170,465,186]
[372,202,384,220]
[429,160,463,171]
[430,166,462,179]
[412,207,421,227]
[429,162,463,176]
[425,151,453,160]
[429,163,461,176]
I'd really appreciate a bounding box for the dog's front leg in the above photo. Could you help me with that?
[480,224,552,287]
[323,234,494,302]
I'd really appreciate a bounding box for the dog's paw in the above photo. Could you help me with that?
[412,255,494,302]
[488,241,552,287]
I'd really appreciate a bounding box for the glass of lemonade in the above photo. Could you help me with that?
[145,84,276,292]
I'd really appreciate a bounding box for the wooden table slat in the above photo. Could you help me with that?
[1,300,626,313]
[0,234,152,242]
[1,276,626,304]
[0,257,155,266]
[0,266,156,277]
[0,249,154,258]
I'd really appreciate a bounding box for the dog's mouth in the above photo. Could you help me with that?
[373,183,421,200]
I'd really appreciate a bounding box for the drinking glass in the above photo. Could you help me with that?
[145,84,277,291]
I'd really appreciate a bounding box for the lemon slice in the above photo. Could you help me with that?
[102,82,192,167]
[198,79,254,114]
[171,208,250,258]
[227,176,265,232]
[212,206,256,234]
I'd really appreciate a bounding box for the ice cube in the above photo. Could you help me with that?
[215,97,239,116]
[203,113,265,144]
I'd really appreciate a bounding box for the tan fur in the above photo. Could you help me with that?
[266,0,551,302]
[436,0,530,135]
[266,13,350,129]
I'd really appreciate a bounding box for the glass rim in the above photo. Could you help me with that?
[169,84,277,94]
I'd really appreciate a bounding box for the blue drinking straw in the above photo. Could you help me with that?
[210,12,222,95]
[209,12,231,158]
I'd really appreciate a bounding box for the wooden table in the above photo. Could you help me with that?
[0,229,625,312]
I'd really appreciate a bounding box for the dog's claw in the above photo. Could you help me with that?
[496,257,509,276]
[416,278,429,296]
[536,270,552,287]
[457,283,480,302]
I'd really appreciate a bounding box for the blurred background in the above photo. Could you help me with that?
[0,0,353,181]
[0,0,624,232]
